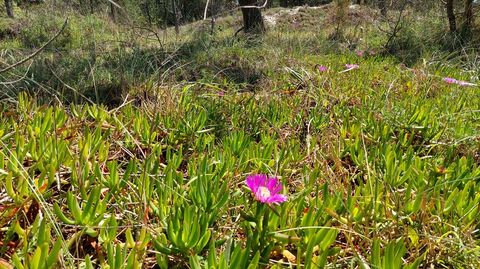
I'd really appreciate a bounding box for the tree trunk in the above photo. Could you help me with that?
[78,0,84,14]
[89,0,95,14]
[446,0,457,33]
[172,0,179,34]
[379,0,387,16]
[110,2,116,22]
[239,0,265,33]
[156,0,166,28]
[143,0,152,26]
[5,0,14,18]
[462,0,474,32]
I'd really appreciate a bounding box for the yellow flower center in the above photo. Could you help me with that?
[257,187,271,199]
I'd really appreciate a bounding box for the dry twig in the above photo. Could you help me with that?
[0,18,69,74]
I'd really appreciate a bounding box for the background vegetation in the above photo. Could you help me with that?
[0,0,479,268]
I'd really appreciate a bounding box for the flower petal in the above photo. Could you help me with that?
[318,65,328,72]
[267,194,288,204]
[246,174,288,204]
[345,64,359,69]
[443,77,476,87]
[266,177,282,194]
[256,191,270,203]
[443,77,457,84]
[245,174,267,194]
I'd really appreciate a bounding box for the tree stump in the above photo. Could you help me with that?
[239,0,265,33]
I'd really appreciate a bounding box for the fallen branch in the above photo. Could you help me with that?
[0,18,69,74]
[239,0,268,9]
[203,0,269,21]
[203,0,211,20]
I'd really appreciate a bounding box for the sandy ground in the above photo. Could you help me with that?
[263,4,362,27]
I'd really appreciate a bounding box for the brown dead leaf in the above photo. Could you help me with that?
[0,258,14,269]
[282,249,296,263]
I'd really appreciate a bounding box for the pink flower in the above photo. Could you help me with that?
[458,81,476,86]
[443,77,457,84]
[245,174,288,205]
[443,77,476,87]
[356,50,364,57]
[318,65,328,72]
[345,64,359,70]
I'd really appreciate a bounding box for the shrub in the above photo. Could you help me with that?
[385,22,423,66]
[20,14,73,49]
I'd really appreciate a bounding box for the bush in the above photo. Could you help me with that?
[20,14,73,49]
[385,22,423,66]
